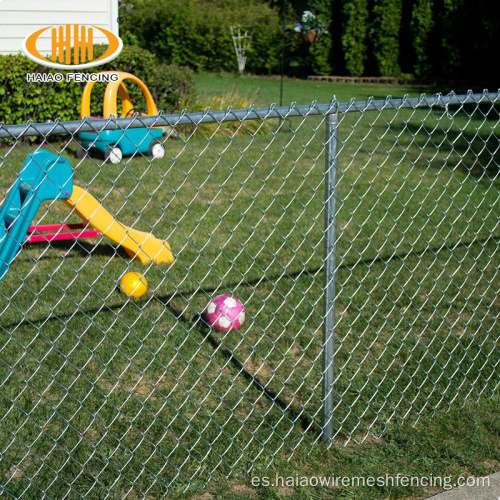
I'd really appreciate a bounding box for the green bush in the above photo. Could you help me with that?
[341,0,369,76]
[96,45,197,113]
[370,0,403,76]
[410,0,434,78]
[119,0,282,74]
[308,0,333,75]
[0,45,196,126]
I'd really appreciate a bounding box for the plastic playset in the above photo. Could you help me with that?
[0,150,174,279]
[78,71,165,163]
[0,71,246,330]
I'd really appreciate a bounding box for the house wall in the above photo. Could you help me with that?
[0,0,119,55]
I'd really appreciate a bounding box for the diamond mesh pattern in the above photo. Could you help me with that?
[0,91,497,497]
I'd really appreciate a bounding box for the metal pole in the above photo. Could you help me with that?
[322,112,339,442]
[279,0,287,107]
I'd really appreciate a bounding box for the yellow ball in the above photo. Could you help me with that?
[120,272,148,298]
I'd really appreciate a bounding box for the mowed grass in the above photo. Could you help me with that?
[193,72,480,108]
[0,82,498,497]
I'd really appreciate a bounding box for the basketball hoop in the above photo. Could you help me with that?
[229,26,254,75]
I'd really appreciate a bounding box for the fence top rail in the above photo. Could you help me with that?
[0,90,498,139]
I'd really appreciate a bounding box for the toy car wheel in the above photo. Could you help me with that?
[106,147,122,164]
[149,140,165,159]
[77,145,89,160]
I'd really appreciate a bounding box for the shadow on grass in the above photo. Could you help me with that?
[22,239,134,261]
[4,233,498,440]
[164,304,319,435]
[393,117,500,178]
[7,233,497,329]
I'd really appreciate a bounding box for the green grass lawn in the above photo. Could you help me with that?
[204,396,499,499]
[194,72,458,108]
[0,76,498,498]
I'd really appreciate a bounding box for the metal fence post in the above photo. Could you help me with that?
[322,112,339,443]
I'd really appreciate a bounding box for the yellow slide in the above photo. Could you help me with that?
[63,186,174,265]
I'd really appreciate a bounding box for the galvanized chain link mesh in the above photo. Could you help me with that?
[0,91,498,497]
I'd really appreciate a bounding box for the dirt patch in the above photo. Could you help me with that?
[230,481,257,497]
[344,433,385,448]
[120,488,145,499]
[6,465,24,481]
[363,434,385,446]
[483,459,500,470]
[289,342,302,356]
[131,377,155,399]
[190,493,214,500]
[277,486,295,496]
[244,359,273,379]
[119,369,157,400]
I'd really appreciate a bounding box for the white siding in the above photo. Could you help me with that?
[0,0,119,56]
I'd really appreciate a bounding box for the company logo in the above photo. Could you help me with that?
[22,24,123,70]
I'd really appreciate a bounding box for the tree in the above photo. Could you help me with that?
[370,0,403,76]
[341,0,369,76]
[410,0,434,77]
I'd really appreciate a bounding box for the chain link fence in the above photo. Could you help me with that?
[0,91,498,496]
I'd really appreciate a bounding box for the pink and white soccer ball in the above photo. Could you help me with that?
[205,295,245,331]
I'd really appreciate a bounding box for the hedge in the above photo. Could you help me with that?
[1,0,488,97]
[119,0,283,74]
[308,0,333,75]
[0,45,196,126]
[120,0,497,80]
[370,0,403,77]
[410,0,434,78]
[341,0,369,77]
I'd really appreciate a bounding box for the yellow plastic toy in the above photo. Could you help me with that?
[78,71,165,163]
[63,186,174,265]
[120,272,148,298]
[0,149,173,285]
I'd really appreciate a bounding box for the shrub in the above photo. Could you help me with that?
[341,0,370,76]
[308,0,334,75]
[410,0,434,78]
[0,45,196,126]
[119,0,282,74]
[147,65,197,114]
[370,0,403,76]
[97,45,197,113]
